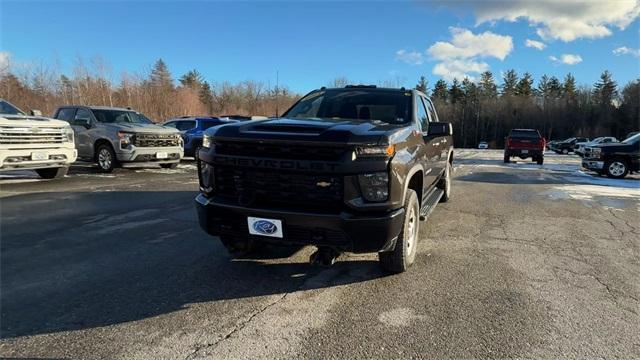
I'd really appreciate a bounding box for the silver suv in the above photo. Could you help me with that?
[53,106,183,172]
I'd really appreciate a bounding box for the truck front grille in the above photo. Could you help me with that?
[0,127,65,144]
[213,166,344,212]
[215,141,346,161]
[134,133,180,147]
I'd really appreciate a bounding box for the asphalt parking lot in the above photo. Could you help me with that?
[1,150,639,359]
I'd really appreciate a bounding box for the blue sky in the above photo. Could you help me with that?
[1,1,639,93]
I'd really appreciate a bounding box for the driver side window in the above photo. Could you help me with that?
[74,108,92,126]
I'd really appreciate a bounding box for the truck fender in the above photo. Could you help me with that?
[401,163,425,205]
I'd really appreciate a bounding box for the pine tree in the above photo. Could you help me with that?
[563,73,577,104]
[415,76,428,94]
[501,69,518,97]
[179,69,203,90]
[537,75,550,98]
[449,78,464,104]
[199,81,214,113]
[548,76,563,99]
[592,70,618,107]
[432,79,448,102]
[150,58,173,89]
[479,71,497,99]
[515,72,534,97]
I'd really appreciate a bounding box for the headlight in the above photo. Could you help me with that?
[591,147,602,158]
[118,131,135,148]
[63,127,74,143]
[358,172,389,202]
[355,144,395,158]
[202,134,213,149]
[198,161,215,195]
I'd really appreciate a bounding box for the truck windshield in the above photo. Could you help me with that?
[0,100,26,115]
[283,89,413,124]
[622,133,640,144]
[92,109,153,124]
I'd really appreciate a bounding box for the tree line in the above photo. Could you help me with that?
[0,57,298,122]
[418,71,639,147]
[1,56,638,147]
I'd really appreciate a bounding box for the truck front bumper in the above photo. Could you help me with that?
[582,159,604,171]
[116,145,183,164]
[0,147,77,171]
[195,194,405,253]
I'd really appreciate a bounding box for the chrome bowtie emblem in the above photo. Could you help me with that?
[316,181,331,188]
[31,127,41,133]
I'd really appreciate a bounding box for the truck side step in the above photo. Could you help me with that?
[420,188,444,221]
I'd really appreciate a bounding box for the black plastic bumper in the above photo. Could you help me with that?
[195,194,405,253]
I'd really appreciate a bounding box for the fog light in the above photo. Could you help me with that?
[358,172,389,202]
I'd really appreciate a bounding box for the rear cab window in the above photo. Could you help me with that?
[201,120,223,130]
[510,130,541,139]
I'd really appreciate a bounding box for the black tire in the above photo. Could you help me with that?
[437,160,451,203]
[35,166,68,179]
[562,148,569,154]
[537,156,544,165]
[95,144,116,173]
[160,163,179,169]
[379,189,419,273]
[503,153,510,163]
[604,158,629,179]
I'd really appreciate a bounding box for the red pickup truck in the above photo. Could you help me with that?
[504,129,546,165]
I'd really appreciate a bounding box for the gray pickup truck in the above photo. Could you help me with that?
[53,106,183,172]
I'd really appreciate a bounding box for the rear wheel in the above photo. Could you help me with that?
[35,166,68,179]
[605,158,629,179]
[379,189,419,273]
[437,160,451,203]
[562,148,569,154]
[96,144,116,173]
[537,156,544,165]
[503,153,510,163]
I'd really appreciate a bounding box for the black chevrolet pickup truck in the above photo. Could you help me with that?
[195,86,454,272]
[582,132,639,178]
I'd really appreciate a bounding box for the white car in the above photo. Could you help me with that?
[575,137,618,157]
[478,141,489,149]
[0,99,77,179]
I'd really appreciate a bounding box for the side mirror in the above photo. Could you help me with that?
[30,109,42,116]
[76,118,91,129]
[427,122,453,136]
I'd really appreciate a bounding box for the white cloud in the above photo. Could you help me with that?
[549,54,583,65]
[426,27,512,81]
[525,39,546,50]
[0,51,10,74]
[428,27,513,61]
[613,46,640,58]
[433,59,489,82]
[430,0,640,42]
[395,49,424,65]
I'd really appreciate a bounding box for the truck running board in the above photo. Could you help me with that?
[420,187,444,221]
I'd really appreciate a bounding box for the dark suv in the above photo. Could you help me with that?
[163,116,238,157]
[195,86,454,273]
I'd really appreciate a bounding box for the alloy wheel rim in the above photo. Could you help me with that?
[609,162,625,176]
[98,149,112,169]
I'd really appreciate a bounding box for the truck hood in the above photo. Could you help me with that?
[593,142,636,152]
[0,114,70,128]
[106,122,179,134]
[209,117,405,145]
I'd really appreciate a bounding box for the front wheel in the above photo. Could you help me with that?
[379,189,419,273]
[605,158,629,179]
[35,166,68,179]
[96,144,116,173]
[562,148,569,154]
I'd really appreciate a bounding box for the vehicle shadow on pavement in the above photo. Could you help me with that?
[0,191,386,339]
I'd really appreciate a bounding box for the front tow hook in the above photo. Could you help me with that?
[309,247,341,267]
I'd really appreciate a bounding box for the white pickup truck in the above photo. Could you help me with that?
[0,99,77,179]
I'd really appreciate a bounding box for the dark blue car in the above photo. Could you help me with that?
[163,116,238,157]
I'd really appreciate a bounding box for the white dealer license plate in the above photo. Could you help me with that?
[521,150,528,154]
[156,152,168,159]
[248,217,283,238]
[31,151,48,161]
